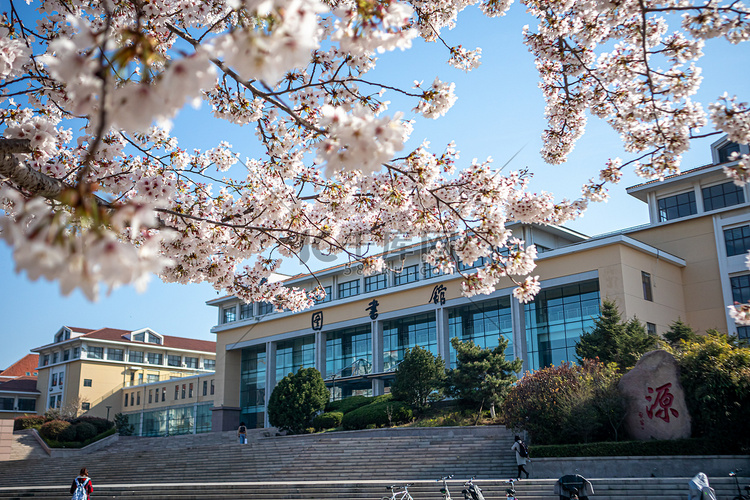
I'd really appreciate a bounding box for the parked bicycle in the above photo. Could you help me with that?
[504,479,517,500]
[730,470,750,500]
[381,483,414,500]
[438,475,454,500]
[461,476,485,500]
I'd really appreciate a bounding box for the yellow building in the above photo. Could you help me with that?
[206,135,750,431]
[31,326,216,426]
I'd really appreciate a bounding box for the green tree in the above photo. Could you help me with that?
[663,318,698,346]
[390,346,446,411]
[445,336,523,416]
[576,299,657,370]
[677,333,750,446]
[267,367,329,434]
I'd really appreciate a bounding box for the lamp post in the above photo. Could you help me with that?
[106,406,112,421]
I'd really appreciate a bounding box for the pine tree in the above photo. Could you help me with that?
[267,367,329,434]
[391,346,446,411]
[663,318,698,346]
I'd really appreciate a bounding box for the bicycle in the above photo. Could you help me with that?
[504,478,517,500]
[730,470,750,500]
[381,483,414,500]
[438,475,454,500]
[461,476,485,500]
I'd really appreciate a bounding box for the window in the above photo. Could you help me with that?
[51,352,58,364]
[258,302,274,315]
[222,306,236,323]
[161,388,166,402]
[731,275,750,305]
[138,373,144,385]
[175,385,179,400]
[147,374,159,383]
[133,332,145,342]
[394,264,419,286]
[203,359,216,371]
[129,350,144,363]
[0,397,14,411]
[725,225,750,257]
[147,353,163,365]
[189,383,194,398]
[42,355,49,366]
[124,393,129,407]
[738,326,750,340]
[72,347,79,359]
[658,191,697,221]
[719,142,741,163]
[136,391,141,405]
[424,263,444,279]
[59,373,64,386]
[702,182,745,212]
[185,357,199,369]
[315,286,332,304]
[88,347,104,359]
[365,273,387,292]
[130,392,134,406]
[338,279,360,298]
[240,303,253,319]
[642,272,653,301]
[203,380,208,396]
[83,378,92,387]
[647,322,657,335]
[51,373,57,386]
[81,402,90,411]
[63,350,70,361]
[210,379,215,395]
[148,333,162,345]
[167,355,181,367]
[107,348,124,361]
[148,390,153,404]
[181,384,186,399]
[18,398,35,412]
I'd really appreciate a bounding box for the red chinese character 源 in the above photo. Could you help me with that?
[645,383,679,422]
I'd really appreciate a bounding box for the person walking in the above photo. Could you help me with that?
[511,436,530,480]
[237,421,247,444]
[70,468,93,500]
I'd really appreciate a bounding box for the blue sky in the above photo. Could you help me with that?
[1,5,748,369]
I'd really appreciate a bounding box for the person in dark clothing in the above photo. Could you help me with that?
[511,436,530,480]
[237,422,247,444]
[70,468,93,500]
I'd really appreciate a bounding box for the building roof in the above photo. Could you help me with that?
[80,328,216,353]
[0,376,39,394]
[0,354,39,376]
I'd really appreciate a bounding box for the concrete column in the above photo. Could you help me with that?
[372,320,384,396]
[138,408,144,437]
[315,331,326,377]
[511,296,529,373]
[264,341,277,428]
[436,306,450,369]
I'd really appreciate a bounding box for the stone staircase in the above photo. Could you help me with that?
[8,431,47,461]
[0,427,745,499]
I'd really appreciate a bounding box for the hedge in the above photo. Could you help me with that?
[529,438,746,458]
[43,426,116,449]
[325,395,373,414]
[73,416,113,434]
[341,400,412,430]
[14,415,45,431]
[313,411,343,431]
[39,420,71,440]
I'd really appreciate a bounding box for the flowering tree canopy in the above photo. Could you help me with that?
[1,0,749,309]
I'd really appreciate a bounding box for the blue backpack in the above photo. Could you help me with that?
[72,478,89,500]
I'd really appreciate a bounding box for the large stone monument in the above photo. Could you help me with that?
[618,349,691,440]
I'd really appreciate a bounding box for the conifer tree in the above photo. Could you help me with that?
[391,346,446,411]
[664,318,699,346]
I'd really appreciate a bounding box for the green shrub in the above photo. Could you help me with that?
[14,415,46,431]
[39,420,71,441]
[73,416,113,434]
[59,424,78,442]
[75,422,98,441]
[530,437,745,457]
[325,395,372,414]
[391,346,446,411]
[267,367,329,434]
[313,411,343,431]
[114,413,134,436]
[341,401,412,430]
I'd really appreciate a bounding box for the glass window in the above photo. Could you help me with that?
[148,390,153,404]
[338,279,360,299]
[189,383,194,398]
[203,359,216,371]
[702,182,745,212]
[315,286,332,304]
[129,350,144,363]
[136,391,141,405]
[658,191,697,221]
[18,398,35,412]
[222,306,236,323]
[81,402,91,411]
[59,372,64,386]
[383,313,437,371]
[147,374,159,383]
[326,325,372,379]
[642,272,653,302]
[130,392,135,406]
[42,355,49,366]
[63,350,70,361]
[725,225,750,257]
[88,347,104,359]
[258,302,274,315]
[162,388,166,402]
[276,336,315,382]
[133,332,145,342]
[394,265,419,286]
[107,348,124,361]
[147,353,163,365]
[240,303,253,320]
[124,393,129,407]
[167,355,181,367]
[738,326,750,340]
[719,142,741,163]
[210,379,215,395]
[174,385,179,400]
[365,273,387,292]
[185,357,199,369]
[51,373,57,386]
[203,380,208,396]
[731,275,750,305]
[458,256,487,271]
[72,347,79,359]
[424,263,444,279]
[240,347,266,429]
[647,322,657,335]
[0,398,14,411]
[51,352,58,364]
[148,333,162,345]
[83,378,92,387]
[448,297,514,368]
[181,384,186,399]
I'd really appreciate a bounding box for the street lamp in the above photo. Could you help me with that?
[105,406,112,421]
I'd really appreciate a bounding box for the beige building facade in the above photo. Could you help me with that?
[207,135,750,432]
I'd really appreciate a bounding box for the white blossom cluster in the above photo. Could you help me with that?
[0,0,748,309]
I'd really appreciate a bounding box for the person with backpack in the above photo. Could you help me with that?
[237,421,247,444]
[511,436,530,480]
[70,468,93,500]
